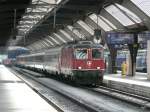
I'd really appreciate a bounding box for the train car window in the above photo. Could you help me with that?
[92,49,102,59]
[74,49,88,59]
[34,55,43,62]
[136,56,146,67]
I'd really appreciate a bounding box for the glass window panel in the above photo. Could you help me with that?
[23,15,40,19]
[37,42,45,48]
[45,38,55,46]
[41,0,56,4]
[67,25,86,39]
[32,0,62,4]
[131,0,150,17]
[74,49,88,59]
[59,30,73,41]
[42,40,50,47]
[32,0,54,4]
[22,21,37,24]
[33,8,46,12]
[48,35,60,44]
[115,3,142,23]
[19,0,62,36]
[92,49,102,59]
[33,44,40,49]
[26,8,32,13]
[85,21,95,30]
[77,20,94,35]
[31,8,46,13]
[53,33,67,43]
[100,16,117,30]
[56,0,62,4]
[32,0,38,3]
[37,42,44,48]
[89,14,114,31]
[105,4,134,26]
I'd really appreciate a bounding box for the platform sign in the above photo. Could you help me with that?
[110,44,128,49]
[107,33,134,45]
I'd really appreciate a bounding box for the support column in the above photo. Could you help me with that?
[128,33,139,76]
[108,45,117,74]
[147,37,150,79]
[107,54,112,74]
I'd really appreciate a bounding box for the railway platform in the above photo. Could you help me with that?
[104,72,150,98]
[0,65,58,112]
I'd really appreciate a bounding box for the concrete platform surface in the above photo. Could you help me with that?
[0,65,58,112]
[104,72,149,86]
[104,72,150,98]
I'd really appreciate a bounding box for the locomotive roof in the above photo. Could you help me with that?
[73,43,104,49]
[63,41,104,49]
[18,52,45,58]
[17,47,61,58]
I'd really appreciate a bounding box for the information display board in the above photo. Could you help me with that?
[107,33,134,45]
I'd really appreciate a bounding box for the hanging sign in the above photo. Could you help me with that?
[107,32,134,45]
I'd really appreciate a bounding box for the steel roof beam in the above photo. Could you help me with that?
[56,32,70,43]
[84,17,107,45]
[19,23,34,26]
[24,12,47,15]
[85,16,114,32]
[100,8,127,31]
[59,29,74,41]
[24,0,70,37]
[44,38,55,46]
[17,0,125,47]
[41,40,50,48]
[48,35,60,45]
[20,18,40,21]
[61,4,99,13]
[57,30,73,42]
[52,33,66,44]
[74,21,94,39]
[64,27,81,41]
[66,25,85,39]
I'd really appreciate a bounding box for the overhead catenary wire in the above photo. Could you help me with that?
[14,9,17,29]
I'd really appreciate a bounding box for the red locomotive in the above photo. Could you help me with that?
[17,41,105,85]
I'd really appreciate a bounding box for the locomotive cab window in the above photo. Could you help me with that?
[74,49,88,59]
[92,49,102,59]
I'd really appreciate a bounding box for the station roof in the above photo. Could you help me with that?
[0,0,30,46]
[4,0,150,51]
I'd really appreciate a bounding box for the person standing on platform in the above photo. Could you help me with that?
[121,61,127,77]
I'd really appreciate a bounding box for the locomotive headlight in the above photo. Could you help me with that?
[97,67,100,69]
[78,66,82,69]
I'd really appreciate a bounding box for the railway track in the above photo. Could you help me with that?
[88,86,150,109]
[11,67,150,112]
[11,67,102,112]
